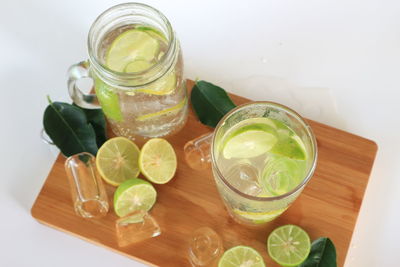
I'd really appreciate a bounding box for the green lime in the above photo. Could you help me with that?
[270,121,306,161]
[106,29,160,72]
[267,224,311,267]
[135,70,177,95]
[139,138,177,184]
[218,246,265,267]
[261,155,307,196]
[94,78,122,122]
[222,120,278,159]
[113,178,157,217]
[96,137,140,186]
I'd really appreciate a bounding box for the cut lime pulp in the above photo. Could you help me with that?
[113,178,157,217]
[218,246,265,267]
[267,224,311,266]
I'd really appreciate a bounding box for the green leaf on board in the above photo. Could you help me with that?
[191,80,237,128]
[299,237,337,267]
[43,99,98,157]
[73,104,107,148]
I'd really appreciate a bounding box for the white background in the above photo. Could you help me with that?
[1,0,399,266]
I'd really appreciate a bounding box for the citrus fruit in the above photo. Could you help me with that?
[218,246,265,267]
[222,120,278,159]
[106,29,160,72]
[96,137,140,186]
[139,138,177,184]
[267,224,311,266]
[113,178,157,217]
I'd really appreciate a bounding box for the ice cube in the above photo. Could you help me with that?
[225,162,262,196]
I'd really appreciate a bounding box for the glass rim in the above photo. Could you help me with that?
[87,2,176,87]
[210,101,318,201]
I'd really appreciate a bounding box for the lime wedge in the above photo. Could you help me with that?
[270,122,307,161]
[94,78,122,122]
[267,225,311,267]
[222,122,278,159]
[233,207,288,224]
[136,96,187,121]
[218,246,265,267]
[135,70,177,95]
[96,137,140,186]
[113,178,157,217]
[261,155,306,196]
[139,138,177,184]
[106,29,160,72]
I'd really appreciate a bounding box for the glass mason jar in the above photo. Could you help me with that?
[68,3,188,140]
[211,102,318,226]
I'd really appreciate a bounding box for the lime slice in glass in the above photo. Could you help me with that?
[233,207,288,224]
[106,29,160,72]
[270,122,307,161]
[96,137,140,186]
[222,122,278,159]
[94,78,122,122]
[136,96,187,121]
[218,246,265,267]
[267,224,311,267]
[113,178,157,217]
[139,138,177,184]
[261,155,307,196]
[135,70,177,95]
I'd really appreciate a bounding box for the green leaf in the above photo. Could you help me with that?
[43,100,98,157]
[299,237,337,267]
[191,80,236,128]
[74,104,107,148]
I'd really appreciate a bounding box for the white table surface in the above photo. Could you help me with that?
[1,0,399,266]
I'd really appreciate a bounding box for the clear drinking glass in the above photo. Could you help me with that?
[209,102,317,225]
[64,152,109,218]
[67,3,188,140]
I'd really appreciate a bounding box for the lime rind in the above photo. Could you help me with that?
[218,246,265,267]
[233,207,288,224]
[222,123,278,159]
[114,178,157,217]
[267,224,311,266]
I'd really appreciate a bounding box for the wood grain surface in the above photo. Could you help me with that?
[31,80,377,266]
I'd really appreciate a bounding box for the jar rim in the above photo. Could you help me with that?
[87,2,176,88]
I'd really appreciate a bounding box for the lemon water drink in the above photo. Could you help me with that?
[68,3,187,140]
[211,102,317,225]
[94,25,187,139]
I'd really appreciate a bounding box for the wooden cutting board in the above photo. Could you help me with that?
[31,80,377,266]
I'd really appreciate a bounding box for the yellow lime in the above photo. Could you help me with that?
[139,138,177,184]
[96,137,140,186]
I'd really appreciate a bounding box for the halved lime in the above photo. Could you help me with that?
[267,224,311,267]
[113,178,157,217]
[218,246,265,267]
[96,137,140,186]
[136,96,187,121]
[106,29,159,72]
[222,121,278,159]
[139,138,177,184]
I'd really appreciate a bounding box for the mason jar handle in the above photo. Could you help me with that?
[67,60,100,109]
